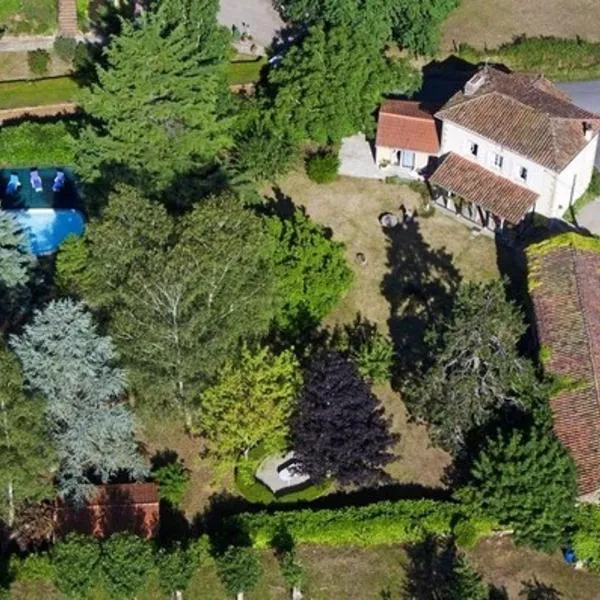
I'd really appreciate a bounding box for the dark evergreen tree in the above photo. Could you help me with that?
[291,351,397,485]
[458,427,577,552]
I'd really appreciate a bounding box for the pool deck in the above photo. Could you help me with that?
[0,167,82,211]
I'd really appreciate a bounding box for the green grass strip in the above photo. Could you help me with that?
[0,77,80,110]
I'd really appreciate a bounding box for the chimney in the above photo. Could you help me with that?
[464,71,487,96]
[584,122,594,141]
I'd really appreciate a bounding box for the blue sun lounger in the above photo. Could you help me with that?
[5,173,21,195]
[30,169,43,193]
[52,170,66,192]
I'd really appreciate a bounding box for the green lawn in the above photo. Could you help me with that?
[0,0,57,34]
[228,57,267,86]
[0,77,79,110]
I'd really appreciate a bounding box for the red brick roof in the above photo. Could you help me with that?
[376,100,440,154]
[56,483,159,539]
[429,152,538,224]
[528,234,600,496]
[437,67,600,172]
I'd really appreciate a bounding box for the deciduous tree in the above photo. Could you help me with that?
[11,300,146,499]
[0,345,54,527]
[200,345,301,461]
[405,279,531,452]
[217,546,262,600]
[265,23,420,145]
[264,209,352,336]
[291,351,397,485]
[458,427,577,552]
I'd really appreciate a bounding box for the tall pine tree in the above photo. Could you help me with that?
[0,212,34,289]
[76,3,232,191]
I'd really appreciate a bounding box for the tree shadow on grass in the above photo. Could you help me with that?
[381,219,461,385]
[519,578,562,600]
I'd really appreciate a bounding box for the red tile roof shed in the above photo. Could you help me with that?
[528,234,600,497]
[376,100,441,154]
[56,483,160,539]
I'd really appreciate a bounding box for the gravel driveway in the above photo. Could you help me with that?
[218,0,284,50]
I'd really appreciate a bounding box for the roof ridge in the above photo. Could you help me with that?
[571,245,600,411]
[548,120,561,171]
[383,112,434,121]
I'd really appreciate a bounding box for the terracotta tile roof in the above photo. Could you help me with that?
[429,152,538,223]
[56,483,159,539]
[436,67,600,172]
[376,100,440,154]
[528,234,600,496]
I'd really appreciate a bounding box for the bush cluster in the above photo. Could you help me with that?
[53,36,78,63]
[0,121,75,166]
[27,49,51,76]
[305,149,340,184]
[228,500,494,549]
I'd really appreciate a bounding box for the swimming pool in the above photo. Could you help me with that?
[9,209,85,256]
[0,167,85,255]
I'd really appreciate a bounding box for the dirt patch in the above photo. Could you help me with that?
[0,51,72,82]
[469,536,600,599]
[441,0,600,51]
[139,416,232,520]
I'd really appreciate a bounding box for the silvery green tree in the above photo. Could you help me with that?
[0,211,35,289]
[10,299,147,500]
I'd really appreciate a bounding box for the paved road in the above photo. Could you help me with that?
[218,0,284,50]
[557,81,600,168]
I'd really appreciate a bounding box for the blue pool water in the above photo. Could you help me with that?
[9,209,85,256]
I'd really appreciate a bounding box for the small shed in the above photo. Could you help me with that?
[55,483,160,539]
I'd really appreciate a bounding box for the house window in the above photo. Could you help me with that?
[469,142,479,157]
[493,153,503,169]
[519,166,528,182]
[401,150,416,169]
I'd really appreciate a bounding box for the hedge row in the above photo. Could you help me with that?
[228,499,496,549]
[456,36,600,81]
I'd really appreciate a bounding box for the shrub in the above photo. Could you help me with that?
[28,49,51,76]
[340,317,395,384]
[228,500,467,548]
[217,547,262,597]
[305,149,340,183]
[151,450,191,507]
[12,553,55,583]
[53,36,78,63]
[52,533,101,597]
[573,505,600,571]
[0,121,75,166]
[101,533,155,599]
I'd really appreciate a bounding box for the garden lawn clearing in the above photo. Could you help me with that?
[469,536,600,599]
[0,77,78,109]
[441,0,600,52]
[267,171,499,491]
[0,0,57,35]
[0,51,72,82]
[228,55,267,85]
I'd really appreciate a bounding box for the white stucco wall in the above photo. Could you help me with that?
[440,121,557,218]
[554,133,599,216]
[440,121,599,220]
[375,145,430,172]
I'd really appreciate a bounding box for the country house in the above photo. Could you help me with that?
[376,66,600,231]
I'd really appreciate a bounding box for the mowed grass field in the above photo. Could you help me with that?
[441,0,600,51]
